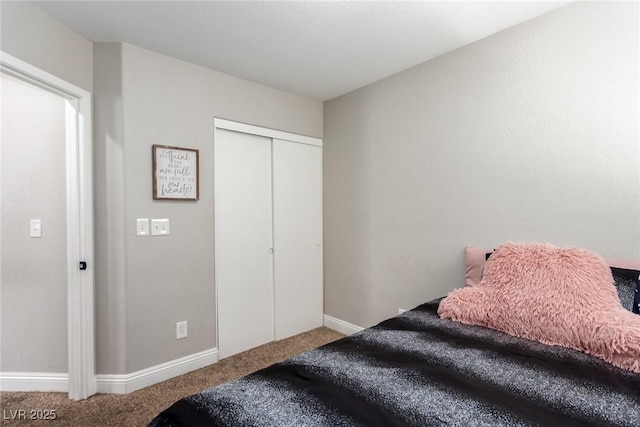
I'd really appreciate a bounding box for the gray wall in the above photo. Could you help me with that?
[0,1,93,91]
[0,1,92,374]
[323,1,640,328]
[4,0,637,378]
[94,43,323,374]
[2,1,322,376]
[93,43,127,375]
[1,73,68,372]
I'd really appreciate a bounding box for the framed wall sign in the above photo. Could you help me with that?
[152,144,199,200]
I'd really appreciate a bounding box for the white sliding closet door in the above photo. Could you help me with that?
[215,129,274,359]
[273,139,323,340]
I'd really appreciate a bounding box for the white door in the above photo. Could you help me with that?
[215,129,275,359]
[272,139,323,339]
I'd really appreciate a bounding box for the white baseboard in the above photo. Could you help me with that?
[96,347,218,394]
[323,314,364,335]
[0,372,68,392]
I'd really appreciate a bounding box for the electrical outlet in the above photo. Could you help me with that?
[176,321,187,339]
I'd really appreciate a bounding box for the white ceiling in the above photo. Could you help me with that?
[34,1,569,101]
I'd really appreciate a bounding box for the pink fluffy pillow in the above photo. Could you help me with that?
[464,246,491,287]
[464,246,639,287]
[440,242,640,373]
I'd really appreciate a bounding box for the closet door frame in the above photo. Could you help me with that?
[213,118,322,357]
[214,119,322,147]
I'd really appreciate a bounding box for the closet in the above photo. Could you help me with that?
[214,119,323,359]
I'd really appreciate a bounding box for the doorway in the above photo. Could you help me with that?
[0,52,94,400]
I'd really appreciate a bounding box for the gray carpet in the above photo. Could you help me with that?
[0,327,344,426]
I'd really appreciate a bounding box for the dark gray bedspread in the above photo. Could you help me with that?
[150,298,640,426]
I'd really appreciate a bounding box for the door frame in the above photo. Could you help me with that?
[0,52,95,400]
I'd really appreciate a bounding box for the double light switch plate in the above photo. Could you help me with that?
[136,218,170,236]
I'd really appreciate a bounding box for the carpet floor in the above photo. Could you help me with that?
[0,327,344,426]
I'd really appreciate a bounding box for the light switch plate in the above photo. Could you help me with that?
[136,218,150,236]
[151,218,170,236]
[30,219,42,238]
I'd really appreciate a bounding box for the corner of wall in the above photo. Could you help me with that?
[0,1,93,91]
[93,43,128,375]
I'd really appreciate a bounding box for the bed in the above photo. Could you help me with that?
[150,297,640,426]
[150,243,640,426]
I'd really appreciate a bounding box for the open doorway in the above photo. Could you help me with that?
[0,52,94,400]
